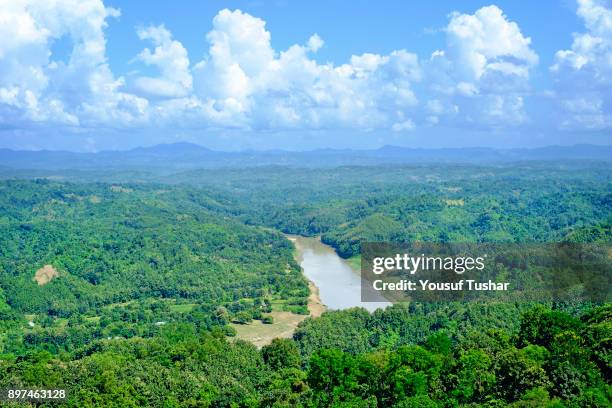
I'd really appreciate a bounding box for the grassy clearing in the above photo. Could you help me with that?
[169,303,198,313]
[54,318,69,328]
[230,233,328,348]
[444,199,465,206]
[231,311,307,348]
[104,300,135,309]
[232,282,325,347]
[270,299,288,312]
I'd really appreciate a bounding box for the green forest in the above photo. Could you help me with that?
[0,161,610,407]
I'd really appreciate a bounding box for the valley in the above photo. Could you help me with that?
[0,161,609,407]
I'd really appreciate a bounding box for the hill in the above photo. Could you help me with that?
[1,143,610,171]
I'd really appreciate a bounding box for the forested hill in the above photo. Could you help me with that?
[166,162,612,258]
[0,162,610,406]
[1,143,611,170]
[0,180,310,352]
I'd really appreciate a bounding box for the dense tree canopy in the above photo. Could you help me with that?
[0,162,609,406]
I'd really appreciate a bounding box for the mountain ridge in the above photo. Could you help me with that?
[1,143,610,170]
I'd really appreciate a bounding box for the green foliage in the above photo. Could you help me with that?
[0,180,308,355]
[452,349,495,403]
[262,338,301,370]
[518,306,583,348]
[182,163,612,257]
[0,162,610,406]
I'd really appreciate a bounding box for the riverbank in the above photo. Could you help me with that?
[287,235,326,316]
[307,280,326,317]
[232,234,390,347]
[231,235,326,347]
[289,235,390,311]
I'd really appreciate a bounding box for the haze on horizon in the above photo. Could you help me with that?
[0,0,610,152]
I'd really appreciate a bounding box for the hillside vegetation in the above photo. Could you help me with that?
[0,162,610,406]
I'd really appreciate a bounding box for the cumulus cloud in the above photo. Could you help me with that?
[307,34,324,52]
[445,6,537,81]
[192,8,421,130]
[551,0,612,130]
[2,2,605,141]
[133,25,192,98]
[391,119,415,132]
[0,0,148,129]
[426,5,538,127]
[0,4,425,133]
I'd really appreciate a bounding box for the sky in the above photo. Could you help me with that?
[0,0,610,152]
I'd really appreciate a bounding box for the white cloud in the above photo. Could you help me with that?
[445,6,537,81]
[192,8,272,105]
[307,34,324,52]
[391,120,415,132]
[0,0,148,129]
[551,0,612,130]
[133,25,192,98]
[192,8,421,130]
[4,2,603,141]
[426,5,538,128]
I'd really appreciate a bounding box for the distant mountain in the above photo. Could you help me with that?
[368,144,612,162]
[0,143,610,171]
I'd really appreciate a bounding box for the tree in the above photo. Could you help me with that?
[452,349,496,404]
[261,338,301,370]
[493,348,551,402]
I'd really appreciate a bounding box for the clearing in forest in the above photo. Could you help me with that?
[34,264,59,285]
[232,281,326,347]
[444,199,465,206]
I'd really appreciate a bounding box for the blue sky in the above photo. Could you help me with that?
[0,0,610,151]
[102,1,579,85]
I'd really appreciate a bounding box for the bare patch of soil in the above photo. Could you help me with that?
[444,199,465,206]
[34,265,59,285]
[110,185,133,193]
[307,281,325,317]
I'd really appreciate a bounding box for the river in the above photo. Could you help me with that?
[288,235,391,312]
